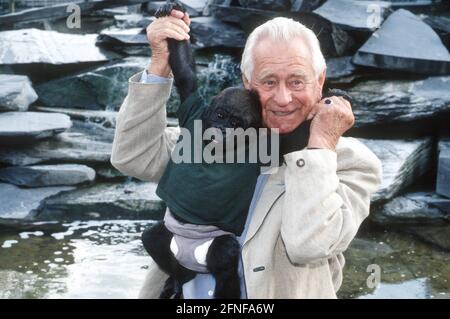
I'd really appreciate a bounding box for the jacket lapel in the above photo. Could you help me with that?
[243,167,285,246]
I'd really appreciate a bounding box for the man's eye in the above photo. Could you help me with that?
[291,80,304,88]
[264,80,276,87]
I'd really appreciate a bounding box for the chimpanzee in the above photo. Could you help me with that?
[141,0,263,299]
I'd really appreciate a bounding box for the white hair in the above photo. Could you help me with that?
[240,17,326,82]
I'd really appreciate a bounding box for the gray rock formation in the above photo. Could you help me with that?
[360,138,433,203]
[349,76,450,128]
[0,131,112,166]
[0,183,73,219]
[436,140,450,199]
[372,192,450,224]
[96,27,150,56]
[0,112,71,145]
[405,224,450,251]
[0,164,96,187]
[29,181,166,221]
[353,9,450,74]
[35,106,117,129]
[190,17,246,48]
[0,28,111,66]
[314,0,391,31]
[35,57,147,111]
[239,0,291,11]
[0,75,38,112]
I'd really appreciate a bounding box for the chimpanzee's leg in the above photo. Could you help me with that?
[142,222,196,298]
[154,0,197,103]
[206,235,241,299]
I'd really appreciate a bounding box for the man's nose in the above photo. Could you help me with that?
[273,83,292,106]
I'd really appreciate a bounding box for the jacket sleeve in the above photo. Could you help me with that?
[280,137,383,265]
[110,72,180,182]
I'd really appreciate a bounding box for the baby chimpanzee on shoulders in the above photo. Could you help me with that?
[141,0,263,299]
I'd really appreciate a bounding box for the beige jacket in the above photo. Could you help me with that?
[111,72,383,299]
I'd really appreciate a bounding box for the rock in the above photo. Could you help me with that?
[146,0,206,17]
[353,9,450,75]
[0,112,71,145]
[95,166,128,181]
[0,164,96,187]
[0,131,112,166]
[35,57,148,111]
[190,17,246,49]
[372,191,450,225]
[238,0,291,11]
[436,140,450,199]
[314,0,391,31]
[405,224,450,251]
[0,219,66,234]
[423,15,450,50]
[29,182,166,221]
[348,76,450,129]
[291,0,325,12]
[0,183,73,219]
[360,138,433,203]
[113,13,152,29]
[0,28,111,66]
[326,56,359,83]
[0,75,38,112]
[96,27,150,56]
[210,5,354,57]
[35,106,117,129]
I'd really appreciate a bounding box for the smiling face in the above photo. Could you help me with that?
[243,37,326,134]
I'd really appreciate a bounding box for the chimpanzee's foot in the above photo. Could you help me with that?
[155,1,186,18]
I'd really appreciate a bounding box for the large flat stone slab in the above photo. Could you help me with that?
[28,182,166,221]
[210,4,353,57]
[353,9,450,74]
[190,17,246,49]
[35,57,147,111]
[360,138,433,203]
[0,183,73,219]
[0,131,112,166]
[0,28,111,66]
[314,0,391,31]
[436,140,450,198]
[349,76,450,129]
[96,27,150,56]
[0,164,96,187]
[0,75,38,112]
[0,112,71,145]
[372,191,450,225]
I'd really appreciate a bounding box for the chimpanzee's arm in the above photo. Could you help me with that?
[155,1,197,103]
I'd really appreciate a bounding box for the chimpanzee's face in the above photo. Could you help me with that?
[201,87,262,143]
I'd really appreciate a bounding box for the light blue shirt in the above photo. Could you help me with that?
[139,69,269,299]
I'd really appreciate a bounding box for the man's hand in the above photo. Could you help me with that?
[146,9,191,77]
[306,96,355,151]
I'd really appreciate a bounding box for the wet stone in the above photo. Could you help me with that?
[314,0,391,31]
[0,28,111,66]
[238,0,291,11]
[360,138,433,203]
[349,76,450,129]
[0,183,74,219]
[0,164,96,187]
[372,191,450,225]
[353,9,450,74]
[29,182,166,221]
[190,17,246,49]
[436,140,450,199]
[0,112,71,145]
[0,75,38,112]
[35,57,148,111]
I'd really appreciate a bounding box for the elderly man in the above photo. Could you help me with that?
[111,10,382,299]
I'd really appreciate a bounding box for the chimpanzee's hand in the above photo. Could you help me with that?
[155,0,186,18]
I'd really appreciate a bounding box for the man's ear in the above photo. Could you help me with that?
[242,75,251,90]
[318,69,326,92]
